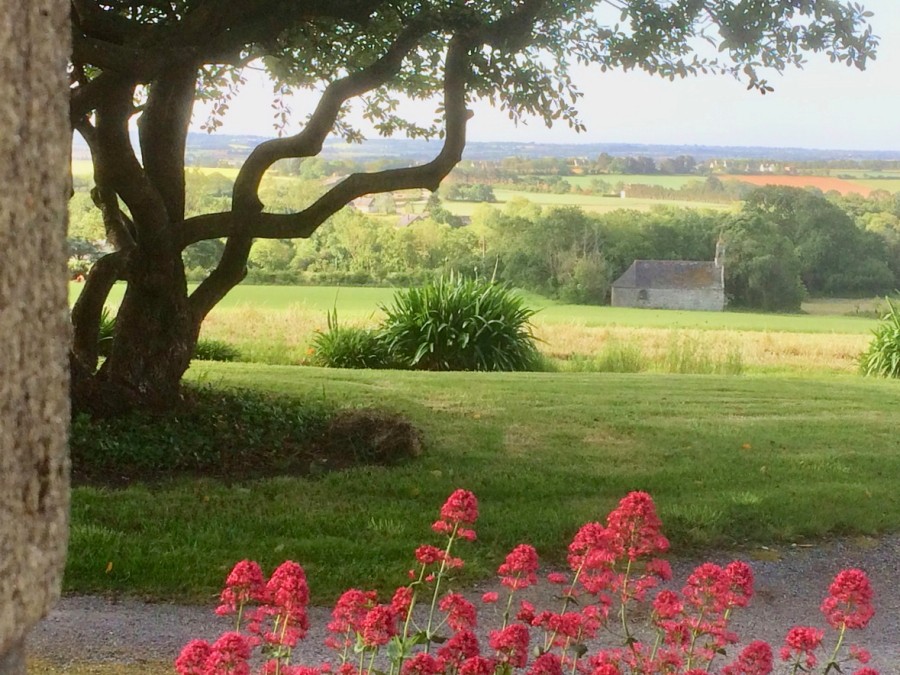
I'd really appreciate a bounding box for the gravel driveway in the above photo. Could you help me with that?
[30,535,900,672]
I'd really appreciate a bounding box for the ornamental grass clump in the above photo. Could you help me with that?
[311,310,394,369]
[179,490,880,675]
[379,276,540,372]
[859,298,900,378]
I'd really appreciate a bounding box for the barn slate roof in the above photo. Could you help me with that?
[612,260,722,290]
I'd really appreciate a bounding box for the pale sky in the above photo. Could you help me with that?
[191,1,900,152]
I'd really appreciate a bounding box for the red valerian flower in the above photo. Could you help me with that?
[498,544,540,590]
[440,592,478,631]
[851,669,879,675]
[821,569,875,629]
[216,560,267,616]
[415,545,446,566]
[361,604,397,648]
[402,653,444,675]
[528,653,564,675]
[261,561,310,646]
[547,572,568,585]
[605,492,669,561]
[683,563,730,614]
[516,600,536,624]
[646,558,673,582]
[433,489,478,539]
[590,665,621,675]
[780,626,824,669]
[204,632,251,675]
[391,586,414,617]
[175,639,211,675]
[724,561,755,609]
[849,644,872,664]
[652,590,683,621]
[438,629,481,666]
[440,489,479,523]
[722,641,774,675]
[481,591,499,604]
[458,656,496,675]
[327,589,377,636]
[262,663,323,675]
[567,522,613,572]
[267,561,309,615]
[489,623,530,668]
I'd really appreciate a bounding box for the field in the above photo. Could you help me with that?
[548,174,704,189]
[720,174,872,196]
[71,283,880,375]
[441,189,731,215]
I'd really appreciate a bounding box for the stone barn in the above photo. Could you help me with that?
[611,258,725,311]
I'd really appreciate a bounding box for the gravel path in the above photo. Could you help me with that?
[30,535,900,672]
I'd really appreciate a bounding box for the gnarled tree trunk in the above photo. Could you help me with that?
[0,0,71,671]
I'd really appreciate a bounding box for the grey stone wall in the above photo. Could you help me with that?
[611,287,725,311]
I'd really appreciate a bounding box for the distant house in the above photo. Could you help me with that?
[611,243,726,311]
[350,196,376,213]
[396,213,425,228]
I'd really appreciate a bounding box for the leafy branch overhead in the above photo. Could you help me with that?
[67,0,879,412]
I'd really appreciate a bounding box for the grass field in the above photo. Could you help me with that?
[440,189,732,216]
[73,283,879,373]
[547,174,705,190]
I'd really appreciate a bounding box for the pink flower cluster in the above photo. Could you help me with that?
[179,560,311,674]
[178,490,881,675]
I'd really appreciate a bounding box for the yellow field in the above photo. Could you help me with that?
[534,323,869,374]
[199,305,871,374]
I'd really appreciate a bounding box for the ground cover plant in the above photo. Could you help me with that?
[64,364,900,603]
[177,490,880,675]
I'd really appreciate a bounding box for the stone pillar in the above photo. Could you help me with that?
[0,1,71,672]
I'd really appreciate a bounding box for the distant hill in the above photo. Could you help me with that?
[71,132,900,165]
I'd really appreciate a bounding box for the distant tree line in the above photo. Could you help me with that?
[68,170,899,312]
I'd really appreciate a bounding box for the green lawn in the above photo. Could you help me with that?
[65,363,900,603]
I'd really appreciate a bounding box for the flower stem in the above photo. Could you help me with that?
[425,523,458,652]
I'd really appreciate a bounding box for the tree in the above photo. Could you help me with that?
[724,212,807,311]
[69,0,878,413]
[0,1,70,671]
[742,186,894,296]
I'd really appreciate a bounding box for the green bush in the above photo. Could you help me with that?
[379,276,540,371]
[193,338,242,362]
[97,306,116,356]
[311,311,393,369]
[860,298,900,378]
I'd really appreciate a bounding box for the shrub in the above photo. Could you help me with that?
[311,310,393,369]
[193,338,242,362]
[380,276,540,371]
[860,298,900,378]
[97,306,116,356]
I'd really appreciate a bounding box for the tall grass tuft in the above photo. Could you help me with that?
[663,332,743,375]
[380,276,540,371]
[859,298,900,378]
[311,310,393,369]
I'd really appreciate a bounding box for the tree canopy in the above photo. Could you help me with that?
[69,0,879,412]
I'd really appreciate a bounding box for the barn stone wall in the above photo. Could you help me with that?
[611,287,725,311]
